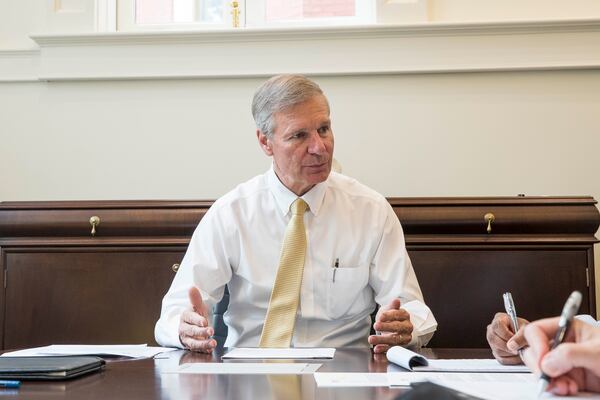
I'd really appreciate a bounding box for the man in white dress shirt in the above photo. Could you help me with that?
[155,74,437,353]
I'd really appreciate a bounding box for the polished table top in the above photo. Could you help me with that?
[9,347,493,399]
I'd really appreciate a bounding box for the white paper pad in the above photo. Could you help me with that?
[415,359,530,373]
[164,362,321,375]
[314,372,388,387]
[386,346,529,372]
[222,348,335,359]
[1,344,176,359]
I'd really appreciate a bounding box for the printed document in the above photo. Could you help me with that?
[223,348,335,359]
[164,362,321,375]
[314,372,388,387]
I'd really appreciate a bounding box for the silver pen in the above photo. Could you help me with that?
[503,292,520,334]
[537,290,582,396]
[503,292,523,357]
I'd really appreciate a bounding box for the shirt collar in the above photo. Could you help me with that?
[267,166,327,217]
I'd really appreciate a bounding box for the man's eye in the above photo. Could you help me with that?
[291,132,306,139]
[318,126,330,135]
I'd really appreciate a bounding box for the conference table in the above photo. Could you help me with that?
[9,347,494,399]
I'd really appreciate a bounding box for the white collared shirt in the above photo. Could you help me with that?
[155,168,437,348]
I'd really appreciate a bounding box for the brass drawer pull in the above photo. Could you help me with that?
[89,216,100,236]
[172,263,180,272]
[484,213,495,234]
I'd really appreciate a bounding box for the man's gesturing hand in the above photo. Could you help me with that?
[178,287,217,353]
[368,298,413,354]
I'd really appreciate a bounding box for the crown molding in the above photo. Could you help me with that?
[1,19,599,82]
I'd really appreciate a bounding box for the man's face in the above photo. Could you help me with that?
[258,95,334,196]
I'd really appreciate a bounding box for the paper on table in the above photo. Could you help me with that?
[576,314,600,327]
[416,359,530,373]
[386,346,530,372]
[222,348,335,359]
[428,374,600,399]
[1,344,176,359]
[314,372,389,387]
[388,371,535,387]
[163,362,321,375]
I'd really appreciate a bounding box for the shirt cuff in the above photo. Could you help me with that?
[401,300,438,348]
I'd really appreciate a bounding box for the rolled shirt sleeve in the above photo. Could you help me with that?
[369,202,437,347]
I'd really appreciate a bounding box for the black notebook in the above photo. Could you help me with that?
[0,356,105,380]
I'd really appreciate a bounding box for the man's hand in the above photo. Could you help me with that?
[368,298,413,354]
[178,287,217,353]
[486,312,529,365]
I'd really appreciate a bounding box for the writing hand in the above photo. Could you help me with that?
[178,286,217,353]
[522,317,600,395]
[368,298,413,354]
[486,312,529,365]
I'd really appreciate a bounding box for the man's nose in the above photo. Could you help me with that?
[307,131,326,155]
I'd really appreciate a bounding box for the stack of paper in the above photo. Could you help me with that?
[1,344,176,359]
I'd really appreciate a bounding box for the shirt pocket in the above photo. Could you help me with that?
[326,264,370,320]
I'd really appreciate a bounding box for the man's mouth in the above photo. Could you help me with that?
[305,162,328,168]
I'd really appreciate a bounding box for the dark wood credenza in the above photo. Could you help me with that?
[0,197,598,350]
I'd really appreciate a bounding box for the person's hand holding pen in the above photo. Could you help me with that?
[486,312,529,365]
[522,316,600,395]
[368,299,413,354]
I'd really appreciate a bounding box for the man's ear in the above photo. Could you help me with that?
[257,130,273,156]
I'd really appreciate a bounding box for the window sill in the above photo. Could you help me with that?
[2,19,600,82]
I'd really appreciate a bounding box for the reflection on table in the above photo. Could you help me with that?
[10,347,493,399]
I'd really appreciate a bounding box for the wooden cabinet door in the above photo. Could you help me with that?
[2,247,182,349]
[410,248,592,348]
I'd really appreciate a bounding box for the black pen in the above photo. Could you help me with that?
[537,290,582,395]
[332,258,339,283]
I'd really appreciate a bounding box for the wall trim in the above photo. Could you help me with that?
[1,18,599,82]
[0,50,40,82]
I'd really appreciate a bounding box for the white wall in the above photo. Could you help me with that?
[1,1,599,312]
[2,71,598,201]
[0,0,45,49]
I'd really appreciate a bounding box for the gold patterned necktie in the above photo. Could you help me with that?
[259,198,309,347]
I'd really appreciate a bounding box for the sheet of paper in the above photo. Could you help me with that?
[388,371,535,387]
[431,376,600,399]
[222,347,335,359]
[386,346,530,372]
[314,372,389,387]
[415,359,530,373]
[576,314,600,327]
[163,362,321,375]
[1,344,176,359]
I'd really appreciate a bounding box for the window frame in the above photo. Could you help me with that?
[117,0,375,31]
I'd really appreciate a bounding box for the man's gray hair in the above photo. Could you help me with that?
[252,74,329,138]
